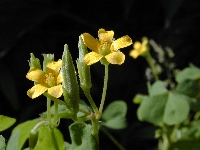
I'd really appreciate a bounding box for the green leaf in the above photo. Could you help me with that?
[6,119,39,150]
[175,64,200,83]
[148,80,168,96]
[0,115,16,132]
[137,94,168,126]
[102,101,127,129]
[0,135,6,150]
[169,139,200,150]
[163,93,190,125]
[69,122,98,150]
[102,116,127,129]
[102,101,127,120]
[175,79,200,98]
[33,127,65,150]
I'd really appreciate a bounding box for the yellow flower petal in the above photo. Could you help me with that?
[84,52,103,65]
[133,41,142,49]
[98,28,114,43]
[46,59,62,74]
[27,84,47,99]
[57,73,62,85]
[105,51,125,65]
[110,35,132,51]
[129,49,140,59]
[81,33,99,52]
[26,68,45,83]
[48,85,63,98]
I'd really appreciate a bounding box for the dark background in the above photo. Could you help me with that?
[0,0,200,149]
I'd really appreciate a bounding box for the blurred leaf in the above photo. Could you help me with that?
[148,80,168,96]
[137,92,192,126]
[0,115,16,132]
[69,122,98,150]
[175,64,200,83]
[175,79,200,98]
[169,139,200,150]
[102,101,127,129]
[137,94,168,126]
[33,127,65,150]
[7,119,39,150]
[163,93,190,125]
[0,135,6,150]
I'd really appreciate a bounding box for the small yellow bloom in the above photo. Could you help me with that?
[81,28,132,65]
[129,37,149,59]
[26,59,62,99]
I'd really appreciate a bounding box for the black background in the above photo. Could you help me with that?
[0,0,200,149]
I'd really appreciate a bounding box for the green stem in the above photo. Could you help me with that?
[31,121,49,133]
[99,64,109,115]
[43,92,65,105]
[47,97,52,125]
[91,117,99,144]
[101,127,125,150]
[84,89,99,114]
[145,51,159,81]
[53,101,59,126]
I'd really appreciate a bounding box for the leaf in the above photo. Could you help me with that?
[102,101,127,120]
[102,101,127,129]
[33,127,65,150]
[148,80,168,96]
[0,115,16,132]
[6,130,20,150]
[175,79,200,98]
[169,139,200,150]
[6,119,39,150]
[0,135,6,150]
[102,116,127,129]
[137,94,168,126]
[69,122,98,150]
[163,93,190,125]
[175,64,200,83]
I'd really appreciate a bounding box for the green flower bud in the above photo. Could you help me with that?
[62,44,80,120]
[29,129,39,150]
[28,53,41,69]
[42,54,54,73]
[77,36,92,91]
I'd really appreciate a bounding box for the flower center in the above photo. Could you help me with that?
[98,41,111,56]
[45,73,57,87]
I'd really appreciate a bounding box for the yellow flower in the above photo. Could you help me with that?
[26,59,62,99]
[129,37,149,59]
[81,28,132,65]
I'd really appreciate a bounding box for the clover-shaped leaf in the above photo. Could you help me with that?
[101,100,127,129]
[69,122,98,150]
[137,92,191,126]
[175,64,200,83]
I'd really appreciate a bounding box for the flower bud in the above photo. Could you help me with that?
[62,44,79,120]
[77,36,92,91]
[42,54,54,73]
[28,53,41,69]
[29,129,39,150]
